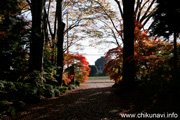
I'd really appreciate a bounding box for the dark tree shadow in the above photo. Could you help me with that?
[14,82,179,120]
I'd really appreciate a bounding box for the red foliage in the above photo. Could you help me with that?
[104,20,174,83]
[63,53,91,85]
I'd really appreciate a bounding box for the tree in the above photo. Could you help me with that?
[150,0,180,70]
[95,56,108,75]
[56,0,65,85]
[104,20,177,85]
[121,0,136,87]
[90,0,157,47]
[29,0,45,72]
[89,65,98,76]
[100,0,157,87]
[64,53,91,85]
[0,0,29,80]
[41,0,113,85]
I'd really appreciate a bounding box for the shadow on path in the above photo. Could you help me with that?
[15,81,154,120]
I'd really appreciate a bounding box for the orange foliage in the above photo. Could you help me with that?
[63,53,91,85]
[0,31,7,40]
[104,20,174,83]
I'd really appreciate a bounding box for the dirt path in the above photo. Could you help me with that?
[15,79,152,120]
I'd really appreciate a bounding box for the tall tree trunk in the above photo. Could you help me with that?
[122,0,135,88]
[57,0,65,86]
[174,31,178,70]
[30,0,45,72]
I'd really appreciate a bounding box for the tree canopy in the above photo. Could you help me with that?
[0,0,180,118]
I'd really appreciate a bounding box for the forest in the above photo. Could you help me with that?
[0,0,180,119]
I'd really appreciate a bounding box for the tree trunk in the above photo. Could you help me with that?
[57,0,65,86]
[30,0,45,72]
[174,31,178,70]
[122,0,135,88]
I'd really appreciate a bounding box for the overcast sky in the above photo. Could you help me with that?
[69,38,116,65]
[23,0,119,65]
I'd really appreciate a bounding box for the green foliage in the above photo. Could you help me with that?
[43,72,58,85]
[0,81,5,90]
[0,0,29,81]
[68,84,77,90]
[0,100,15,117]
[95,56,108,75]
[43,84,55,98]
[19,70,44,86]
[43,45,59,85]
[13,101,26,111]
[0,78,82,118]
[4,82,17,92]
[0,100,9,111]
[89,65,98,76]
[44,89,55,98]
[54,89,61,97]
[151,0,180,37]
[59,86,68,93]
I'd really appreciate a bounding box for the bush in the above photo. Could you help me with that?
[0,80,81,117]
[68,84,77,90]
[7,106,16,115]
[0,100,9,112]
[43,72,58,85]
[43,84,55,98]
[0,81,5,90]
[59,86,68,93]
[37,87,44,97]
[4,82,17,92]
[44,89,55,98]
[10,82,40,103]
[44,84,54,90]
[20,70,44,86]
[0,100,16,116]
[13,100,26,111]
[54,89,61,97]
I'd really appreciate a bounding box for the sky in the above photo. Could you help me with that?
[22,0,158,65]
[69,40,116,65]
[23,0,118,65]
[66,0,119,65]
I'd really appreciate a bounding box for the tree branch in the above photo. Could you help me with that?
[114,0,123,19]
[140,0,156,23]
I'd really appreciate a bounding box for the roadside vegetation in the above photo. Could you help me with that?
[1,0,180,119]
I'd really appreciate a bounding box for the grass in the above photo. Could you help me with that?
[88,76,110,80]
[86,76,113,83]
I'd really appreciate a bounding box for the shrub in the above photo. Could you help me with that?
[43,72,58,85]
[0,81,5,90]
[44,84,54,90]
[68,84,76,90]
[14,82,24,91]
[20,70,44,86]
[0,100,9,112]
[44,89,55,98]
[13,100,26,111]
[43,84,55,98]
[59,86,68,93]
[54,89,61,97]
[4,82,17,92]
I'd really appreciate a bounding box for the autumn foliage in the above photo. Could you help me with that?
[104,20,178,83]
[63,53,91,85]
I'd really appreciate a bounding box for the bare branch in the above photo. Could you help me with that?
[140,0,156,23]
[114,0,123,19]
[94,1,120,39]
[142,6,157,27]
[136,0,145,21]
